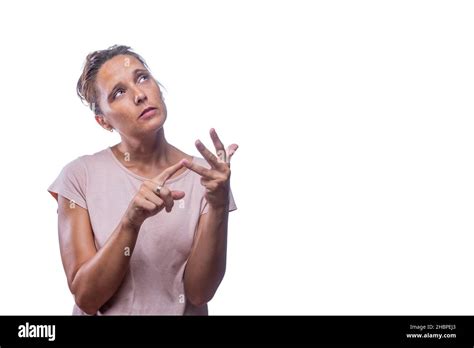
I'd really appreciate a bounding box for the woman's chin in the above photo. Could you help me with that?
[139,114,166,132]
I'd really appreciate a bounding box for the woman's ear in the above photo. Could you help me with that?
[95,115,114,132]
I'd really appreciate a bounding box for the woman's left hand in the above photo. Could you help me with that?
[181,128,238,209]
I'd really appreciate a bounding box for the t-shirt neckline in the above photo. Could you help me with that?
[106,147,194,184]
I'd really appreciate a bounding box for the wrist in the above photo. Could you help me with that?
[208,199,229,211]
[121,216,142,233]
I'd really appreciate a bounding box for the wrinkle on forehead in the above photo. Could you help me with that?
[96,55,148,100]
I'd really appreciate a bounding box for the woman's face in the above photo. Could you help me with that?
[94,54,167,135]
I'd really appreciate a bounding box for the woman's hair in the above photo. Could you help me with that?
[76,45,164,115]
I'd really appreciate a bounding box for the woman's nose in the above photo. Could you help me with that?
[134,89,147,104]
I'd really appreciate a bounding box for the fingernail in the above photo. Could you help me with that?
[196,140,204,150]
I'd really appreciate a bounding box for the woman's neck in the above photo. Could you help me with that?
[113,128,178,173]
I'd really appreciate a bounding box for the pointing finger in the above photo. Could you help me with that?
[195,140,221,168]
[210,128,226,163]
[181,159,214,178]
[152,160,185,185]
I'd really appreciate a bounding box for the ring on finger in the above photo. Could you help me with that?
[155,184,163,195]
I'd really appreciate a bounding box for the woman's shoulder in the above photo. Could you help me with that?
[58,147,111,176]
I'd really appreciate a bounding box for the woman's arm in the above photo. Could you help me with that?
[182,128,238,306]
[57,162,186,314]
[58,195,140,315]
[184,204,229,306]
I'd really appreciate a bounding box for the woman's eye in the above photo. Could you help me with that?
[138,74,149,83]
[114,89,124,99]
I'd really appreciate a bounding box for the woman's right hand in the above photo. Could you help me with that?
[123,161,186,230]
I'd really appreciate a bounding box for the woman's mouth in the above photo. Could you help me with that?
[138,107,158,119]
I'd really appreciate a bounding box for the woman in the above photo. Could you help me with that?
[48,45,238,315]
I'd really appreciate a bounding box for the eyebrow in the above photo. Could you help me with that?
[107,68,149,100]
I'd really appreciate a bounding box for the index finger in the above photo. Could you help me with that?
[181,159,214,178]
[152,160,185,185]
[210,128,226,162]
[196,140,222,168]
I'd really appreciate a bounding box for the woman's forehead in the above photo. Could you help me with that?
[96,55,147,92]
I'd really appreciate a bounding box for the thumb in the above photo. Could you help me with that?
[171,190,185,200]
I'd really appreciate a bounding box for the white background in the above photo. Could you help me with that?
[0,0,473,315]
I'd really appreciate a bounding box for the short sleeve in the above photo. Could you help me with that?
[200,186,237,215]
[47,157,88,210]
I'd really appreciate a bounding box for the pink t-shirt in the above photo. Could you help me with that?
[48,147,237,315]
